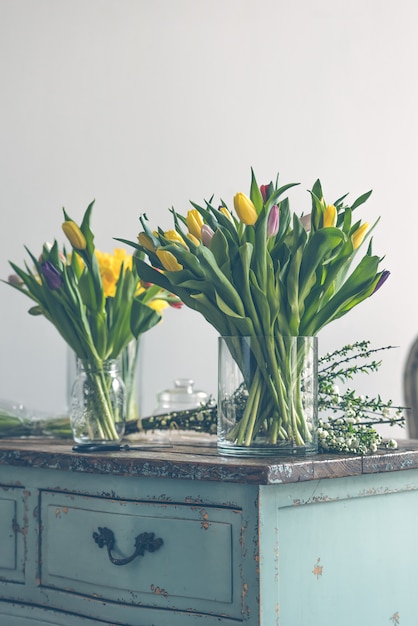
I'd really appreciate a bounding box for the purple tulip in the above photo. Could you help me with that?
[300,213,311,232]
[40,261,63,290]
[372,270,390,295]
[267,205,279,238]
[201,224,215,247]
[8,273,23,287]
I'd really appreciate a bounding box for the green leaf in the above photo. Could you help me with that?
[134,257,173,291]
[196,246,245,317]
[299,228,345,304]
[210,228,232,268]
[28,305,43,315]
[265,183,300,211]
[79,200,96,257]
[249,270,271,335]
[351,189,372,210]
[130,299,161,340]
[250,168,264,214]
[285,245,303,335]
[302,254,380,334]
[189,292,230,335]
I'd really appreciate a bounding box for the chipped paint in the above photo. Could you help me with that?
[150,583,168,598]
[312,557,323,579]
[190,505,211,529]
[185,495,204,504]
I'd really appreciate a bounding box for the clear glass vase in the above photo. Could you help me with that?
[217,335,318,457]
[70,358,126,444]
[68,339,142,426]
[120,338,143,423]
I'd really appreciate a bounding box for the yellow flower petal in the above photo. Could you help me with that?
[156,249,183,271]
[186,209,204,240]
[323,205,337,228]
[62,220,87,250]
[219,206,233,222]
[137,232,155,252]
[352,222,369,249]
[164,229,187,247]
[233,192,258,225]
[95,248,133,298]
[147,299,169,313]
[187,233,200,246]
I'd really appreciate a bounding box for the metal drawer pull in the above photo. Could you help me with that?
[92,526,164,566]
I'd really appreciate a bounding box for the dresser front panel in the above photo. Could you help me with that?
[0,486,25,583]
[40,489,243,619]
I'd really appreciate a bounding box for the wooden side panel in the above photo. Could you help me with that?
[260,469,418,626]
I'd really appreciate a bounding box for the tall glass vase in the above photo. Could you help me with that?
[217,335,318,457]
[120,338,143,424]
[70,358,126,444]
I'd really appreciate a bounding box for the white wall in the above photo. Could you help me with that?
[1,0,417,439]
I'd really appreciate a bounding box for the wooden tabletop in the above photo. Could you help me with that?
[0,438,418,485]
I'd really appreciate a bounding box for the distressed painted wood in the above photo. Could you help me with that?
[0,438,417,625]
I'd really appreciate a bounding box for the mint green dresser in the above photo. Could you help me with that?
[0,439,416,625]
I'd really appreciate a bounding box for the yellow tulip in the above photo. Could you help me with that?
[186,209,204,240]
[323,204,337,228]
[147,299,169,314]
[219,206,233,222]
[352,222,369,249]
[156,249,183,271]
[137,232,155,252]
[187,233,200,246]
[233,192,258,225]
[164,229,187,247]
[62,220,87,250]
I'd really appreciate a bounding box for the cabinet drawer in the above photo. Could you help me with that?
[0,602,111,625]
[0,486,25,582]
[40,491,243,618]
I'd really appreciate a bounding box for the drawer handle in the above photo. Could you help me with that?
[92,526,164,566]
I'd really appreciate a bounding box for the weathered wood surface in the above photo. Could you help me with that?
[0,438,417,485]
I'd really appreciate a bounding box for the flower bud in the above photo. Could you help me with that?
[40,261,63,290]
[186,209,204,240]
[201,224,215,247]
[62,220,87,250]
[233,192,258,225]
[156,249,183,272]
[372,270,390,294]
[8,273,23,287]
[164,229,187,247]
[352,222,369,249]
[260,184,269,203]
[137,232,155,252]
[219,206,233,222]
[267,205,279,238]
[186,233,200,246]
[323,204,337,228]
[300,213,311,232]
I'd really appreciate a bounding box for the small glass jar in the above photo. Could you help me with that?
[141,379,215,443]
[70,358,126,444]
[156,379,208,414]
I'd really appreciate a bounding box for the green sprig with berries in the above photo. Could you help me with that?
[138,340,406,455]
[317,340,405,454]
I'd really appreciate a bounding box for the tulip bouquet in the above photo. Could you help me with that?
[92,247,178,422]
[6,201,179,442]
[123,169,389,454]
